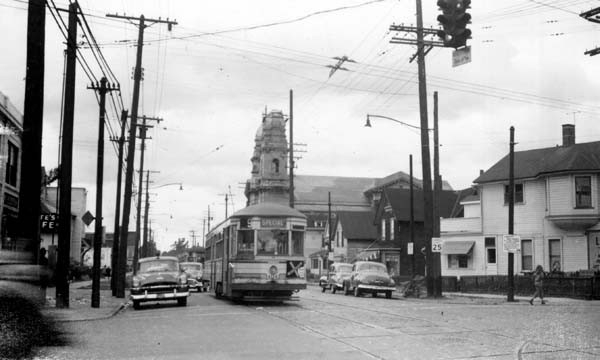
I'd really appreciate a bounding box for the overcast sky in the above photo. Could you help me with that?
[1,0,600,252]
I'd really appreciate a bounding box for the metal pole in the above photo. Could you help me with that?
[415,0,434,297]
[508,126,515,302]
[56,1,78,308]
[289,89,294,208]
[133,116,148,270]
[433,91,442,297]
[142,170,150,257]
[410,154,415,277]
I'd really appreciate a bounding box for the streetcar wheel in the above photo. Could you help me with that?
[386,291,392,299]
[354,286,361,297]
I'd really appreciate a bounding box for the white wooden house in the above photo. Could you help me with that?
[441,124,600,276]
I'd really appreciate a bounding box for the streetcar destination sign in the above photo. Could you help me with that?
[261,218,286,228]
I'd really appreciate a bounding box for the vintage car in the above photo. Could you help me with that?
[180,262,209,292]
[320,263,353,294]
[343,261,396,299]
[130,256,189,310]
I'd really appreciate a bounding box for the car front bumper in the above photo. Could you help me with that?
[357,284,396,292]
[130,287,189,301]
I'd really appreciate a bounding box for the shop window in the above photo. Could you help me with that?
[448,254,469,269]
[575,176,592,208]
[257,230,288,255]
[549,239,561,272]
[504,183,524,204]
[5,142,18,186]
[521,239,532,271]
[292,231,303,256]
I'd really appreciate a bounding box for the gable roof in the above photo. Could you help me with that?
[474,141,600,184]
[366,170,453,194]
[336,210,377,239]
[381,188,459,221]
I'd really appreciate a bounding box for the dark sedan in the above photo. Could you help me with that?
[343,261,396,299]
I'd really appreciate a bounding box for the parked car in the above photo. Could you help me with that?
[180,262,209,292]
[343,261,396,299]
[320,263,353,294]
[130,256,189,310]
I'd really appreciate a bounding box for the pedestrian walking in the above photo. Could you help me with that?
[529,265,546,305]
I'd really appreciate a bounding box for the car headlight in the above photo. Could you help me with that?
[132,277,141,288]
[390,279,396,286]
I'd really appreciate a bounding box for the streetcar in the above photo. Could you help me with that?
[204,202,307,301]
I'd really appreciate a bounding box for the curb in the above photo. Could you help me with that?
[53,301,129,323]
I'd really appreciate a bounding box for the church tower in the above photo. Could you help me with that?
[245,110,290,205]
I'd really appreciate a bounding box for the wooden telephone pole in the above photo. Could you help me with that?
[110,109,127,296]
[107,13,177,288]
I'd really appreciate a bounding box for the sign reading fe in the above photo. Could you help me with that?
[40,213,59,233]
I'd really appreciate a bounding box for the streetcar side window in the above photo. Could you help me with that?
[215,240,224,259]
[292,231,303,256]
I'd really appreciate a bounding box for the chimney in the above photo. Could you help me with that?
[562,124,575,147]
[479,169,484,176]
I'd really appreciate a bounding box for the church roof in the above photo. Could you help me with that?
[294,175,375,206]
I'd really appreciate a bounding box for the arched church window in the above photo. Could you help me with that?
[272,159,280,174]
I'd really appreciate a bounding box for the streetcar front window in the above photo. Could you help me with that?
[292,231,303,256]
[257,230,288,256]
[237,230,254,253]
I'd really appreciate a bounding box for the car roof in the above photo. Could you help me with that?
[180,262,202,265]
[139,256,178,263]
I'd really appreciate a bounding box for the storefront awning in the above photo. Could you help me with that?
[442,241,474,255]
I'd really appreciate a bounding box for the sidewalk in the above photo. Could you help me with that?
[43,279,129,322]
[443,291,599,305]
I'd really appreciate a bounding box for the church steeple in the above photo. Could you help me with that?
[245,110,289,205]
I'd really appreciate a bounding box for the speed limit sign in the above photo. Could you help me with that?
[432,237,442,253]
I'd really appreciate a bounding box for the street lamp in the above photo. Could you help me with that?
[365,114,427,131]
[152,182,183,191]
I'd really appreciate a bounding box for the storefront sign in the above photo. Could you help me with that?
[260,218,285,228]
[3,193,18,209]
[40,213,59,233]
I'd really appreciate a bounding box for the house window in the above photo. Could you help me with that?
[549,239,561,272]
[390,218,395,240]
[311,258,319,269]
[485,237,496,264]
[575,176,592,208]
[5,142,18,187]
[448,255,469,269]
[521,239,533,271]
[381,219,386,241]
[504,183,524,204]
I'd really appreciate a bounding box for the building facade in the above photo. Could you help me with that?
[0,91,23,251]
[441,124,600,276]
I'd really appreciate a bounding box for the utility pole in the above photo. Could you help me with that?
[202,219,206,247]
[56,1,78,308]
[141,169,159,258]
[19,0,45,266]
[110,109,127,296]
[409,154,415,277]
[327,192,333,264]
[415,0,434,297]
[106,13,176,280]
[218,192,229,219]
[580,7,600,56]
[433,91,442,297]
[190,230,198,248]
[88,77,117,308]
[207,205,212,231]
[507,126,516,302]
[289,89,294,208]
[133,116,161,271]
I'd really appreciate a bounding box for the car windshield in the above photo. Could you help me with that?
[337,265,352,273]
[139,260,178,273]
[182,264,202,271]
[357,263,387,273]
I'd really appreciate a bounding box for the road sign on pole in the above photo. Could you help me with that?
[432,237,443,253]
[502,235,521,253]
[452,46,471,67]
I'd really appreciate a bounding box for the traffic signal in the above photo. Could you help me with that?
[436,0,471,48]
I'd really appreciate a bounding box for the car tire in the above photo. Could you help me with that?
[133,300,140,310]
[344,283,351,296]
[386,291,392,299]
[215,283,223,298]
[332,287,337,294]
[321,286,326,293]
[178,297,187,307]
[372,292,377,298]
[354,286,361,297]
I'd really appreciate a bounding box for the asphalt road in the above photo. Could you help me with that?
[35,286,600,359]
